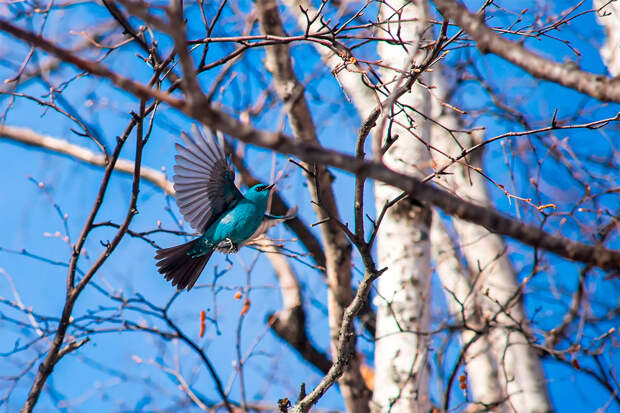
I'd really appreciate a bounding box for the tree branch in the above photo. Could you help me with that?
[432,0,620,103]
[255,0,371,410]
[0,125,173,193]
[0,19,184,109]
[3,19,620,271]
[291,267,383,413]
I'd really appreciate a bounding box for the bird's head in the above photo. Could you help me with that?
[245,183,274,206]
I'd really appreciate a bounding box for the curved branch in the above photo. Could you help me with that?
[3,18,620,270]
[0,125,174,193]
[195,107,620,272]
[432,0,620,103]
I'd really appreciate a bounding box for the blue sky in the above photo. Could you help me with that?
[0,0,619,411]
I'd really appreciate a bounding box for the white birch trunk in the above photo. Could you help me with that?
[430,213,506,410]
[430,71,552,412]
[371,1,433,411]
[594,0,620,76]
[595,0,620,76]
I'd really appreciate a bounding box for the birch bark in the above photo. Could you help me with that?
[430,213,505,411]
[430,72,552,412]
[595,0,620,76]
[371,1,433,411]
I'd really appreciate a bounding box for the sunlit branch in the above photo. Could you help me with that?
[432,0,620,103]
[1,18,619,269]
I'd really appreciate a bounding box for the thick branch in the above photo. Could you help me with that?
[195,108,620,271]
[0,125,173,193]
[432,0,620,103]
[3,19,620,270]
[255,0,370,410]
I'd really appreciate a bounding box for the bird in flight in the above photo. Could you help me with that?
[155,126,295,291]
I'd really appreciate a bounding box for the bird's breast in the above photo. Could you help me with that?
[207,201,264,245]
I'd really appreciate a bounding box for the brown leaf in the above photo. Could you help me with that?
[199,310,206,338]
[360,364,375,391]
[241,298,251,315]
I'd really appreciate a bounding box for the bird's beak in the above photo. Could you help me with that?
[265,183,275,191]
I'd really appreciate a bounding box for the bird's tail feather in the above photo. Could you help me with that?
[155,240,213,291]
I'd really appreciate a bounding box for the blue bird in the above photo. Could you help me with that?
[155,126,295,291]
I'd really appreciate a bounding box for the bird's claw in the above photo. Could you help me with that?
[221,238,238,254]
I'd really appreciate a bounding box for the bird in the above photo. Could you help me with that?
[155,126,296,291]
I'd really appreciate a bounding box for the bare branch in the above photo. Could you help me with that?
[20,99,148,413]
[255,0,370,410]
[0,19,183,108]
[3,18,619,270]
[291,267,383,413]
[0,125,173,193]
[432,0,620,103]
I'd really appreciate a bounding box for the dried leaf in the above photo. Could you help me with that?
[360,364,375,391]
[241,298,251,315]
[199,310,206,338]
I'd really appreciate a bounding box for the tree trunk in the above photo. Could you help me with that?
[430,70,552,412]
[255,1,371,411]
[431,213,506,411]
[371,1,433,411]
[595,0,620,75]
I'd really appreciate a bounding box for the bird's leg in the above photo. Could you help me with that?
[222,237,239,254]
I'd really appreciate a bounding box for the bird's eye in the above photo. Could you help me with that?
[257,185,267,191]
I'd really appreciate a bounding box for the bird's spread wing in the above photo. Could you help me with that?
[173,126,243,232]
[241,206,298,246]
